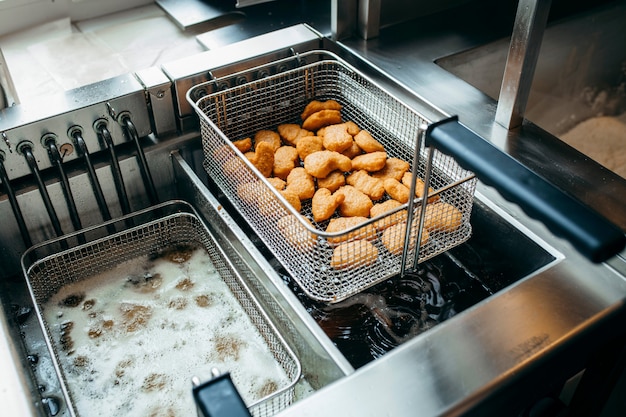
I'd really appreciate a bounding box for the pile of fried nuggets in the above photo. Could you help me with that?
[222,100,463,270]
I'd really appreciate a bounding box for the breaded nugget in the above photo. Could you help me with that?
[286,167,316,200]
[245,141,274,177]
[381,222,429,255]
[317,170,345,193]
[280,188,301,212]
[223,156,247,177]
[302,109,342,131]
[331,240,379,270]
[354,130,385,153]
[296,136,324,161]
[317,121,360,137]
[236,181,262,205]
[335,185,373,218]
[370,199,407,231]
[312,188,345,222]
[321,123,353,153]
[273,146,299,179]
[232,137,252,153]
[372,157,410,181]
[277,124,312,146]
[346,170,385,200]
[341,141,362,159]
[277,215,317,252]
[301,99,342,121]
[351,151,387,172]
[254,130,281,152]
[424,202,463,232]
[343,121,361,136]
[401,172,440,203]
[266,177,286,190]
[326,216,377,244]
[383,178,410,203]
[258,186,283,218]
[304,151,352,178]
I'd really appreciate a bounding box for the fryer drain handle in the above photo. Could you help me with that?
[425,116,626,263]
[193,371,252,417]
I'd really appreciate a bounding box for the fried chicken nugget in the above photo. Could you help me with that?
[273,146,299,179]
[286,167,316,200]
[301,99,342,121]
[232,137,252,153]
[280,188,301,212]
[245,141,274,177]
[320,123,353,153]
[335,185,373,218]
[326,216,377,244]
[236,181,262,205]
[317,170,345,193]
[277,215,317,252]
[304,150,352,178]
[296,136,324,161]
[317,121,360,137]
[312,188,345,222]
[267,177,286,190]
[302,109,342,131]
[372,157,410,181]
[343,121,361,136]
[424,202,463,232]
[401,172,440,203]
[341,141,363,159]
[346,170,385,200]
[383,178,410,203]
[351,151,387,172]
[254,130,281,152]
[223,156,247,177]
[331,240,378,270]
[381,222,429,255]
[354,130,385,153]
[277,124,313,146]
[370,199,407,231]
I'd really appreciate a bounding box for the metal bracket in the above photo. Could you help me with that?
[495,0,552,129]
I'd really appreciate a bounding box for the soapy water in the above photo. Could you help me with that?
[44,245,289,417]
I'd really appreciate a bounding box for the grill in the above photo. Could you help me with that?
[22,200,301,417]
[189,51,477,303]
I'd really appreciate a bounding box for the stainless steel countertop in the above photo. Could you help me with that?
[2,1,626,416]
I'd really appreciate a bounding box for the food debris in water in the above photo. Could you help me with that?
[44,245,290,417]
[60,292,85,308]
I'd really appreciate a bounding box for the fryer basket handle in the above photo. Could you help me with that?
[193,372,252,417]
[425,116,626,263]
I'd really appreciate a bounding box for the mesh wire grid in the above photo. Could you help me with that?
[23,202,300,417]
[191,54,477,303]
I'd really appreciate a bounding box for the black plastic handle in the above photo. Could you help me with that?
[193,372,252,417]
[425,116,626,263]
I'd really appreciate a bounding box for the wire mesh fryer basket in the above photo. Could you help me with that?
[22,200,301,417]
[189,51,477,304]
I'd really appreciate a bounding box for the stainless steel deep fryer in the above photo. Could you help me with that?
[21,200,301,417]
[188,51,478,303]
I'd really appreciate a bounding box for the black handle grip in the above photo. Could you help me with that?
[425,116,625,263]
[193,372,252,417]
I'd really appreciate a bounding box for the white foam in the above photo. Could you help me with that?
[44,247,289,417]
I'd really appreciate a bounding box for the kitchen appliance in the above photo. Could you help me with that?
[1,1,626,416]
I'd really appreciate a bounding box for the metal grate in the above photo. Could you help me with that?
[22,200,300,417]
[190,52,477,303]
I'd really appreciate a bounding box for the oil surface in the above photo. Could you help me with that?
[282,251,491,369]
